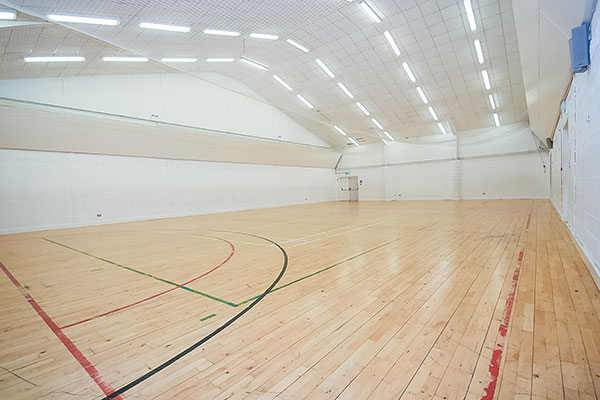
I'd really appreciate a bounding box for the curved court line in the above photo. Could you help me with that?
[101,231,288,400]
[59,237,235,329]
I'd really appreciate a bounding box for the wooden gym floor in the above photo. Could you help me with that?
[1,200,599,400]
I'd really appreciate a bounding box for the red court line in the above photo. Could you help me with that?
[60,238,235,329]
[0,261,122,400]
[481,250,524,400]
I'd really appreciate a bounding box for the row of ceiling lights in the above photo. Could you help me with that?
[464,0,502,127]
[4,0,499,146]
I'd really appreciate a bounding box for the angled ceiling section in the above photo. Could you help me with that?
[1,0,528,149]
[512,0,588,141]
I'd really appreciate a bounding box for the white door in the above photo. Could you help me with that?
[348,176,359,202]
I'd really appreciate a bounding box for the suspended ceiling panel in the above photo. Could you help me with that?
[1,0,528,148]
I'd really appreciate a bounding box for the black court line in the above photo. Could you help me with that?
[101,231,288,400]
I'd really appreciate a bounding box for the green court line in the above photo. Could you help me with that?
[200,313,217,322]
[42,237,236,307]
[43,233,398,310]
[232,238,399,307]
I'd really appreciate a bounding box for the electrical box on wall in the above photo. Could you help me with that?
[569,23,590,73]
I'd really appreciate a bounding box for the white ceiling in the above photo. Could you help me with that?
[512,0,589,141]
[0,0,528,148]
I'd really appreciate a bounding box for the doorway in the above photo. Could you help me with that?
[339,176,359,201]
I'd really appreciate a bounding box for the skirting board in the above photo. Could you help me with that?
[566,225,600,291]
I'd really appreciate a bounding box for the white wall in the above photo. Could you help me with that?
[0,149,337,234]
[549,121,563,213]
[551,6,600,281]
[337,123,549,200]
[0,73,328,147]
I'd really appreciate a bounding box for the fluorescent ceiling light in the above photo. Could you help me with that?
[428,106,439,120]
[140,22,190,32]
[360,1,382,23]
[240,57,269,70]
[402,62,416,83]
[356,102,370,116]
[337,82,354,99]
[334,125,348,136]
[383,131,394,141]
[371,117,384,130]
[383,31,401,56]
[493,113,500,126]
[206,57,235,63]
[273,74,293,91]
[438,122,448,135]
[250,32,279,40]
[286,39,309,53]
[349,137,360,147]
[464,0,477,31]
[297,94,314,109]
[24,56,85,63]
[416,86,428,104]
[47,13,118,25]
[0,10,17,20]
[489,94,497,110]
[161,57,197,63]
[481,69,491,90]
[103,56,148,62]
[315,58,335,78]
[203,29,240,36]
[474,39,484,64]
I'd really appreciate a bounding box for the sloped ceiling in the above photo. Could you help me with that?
[512,0,589,141]
[1,0,528,149]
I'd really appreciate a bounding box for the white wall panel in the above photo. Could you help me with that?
[0,149,336,234]
[0,72,328,148]
[461,154,549,199]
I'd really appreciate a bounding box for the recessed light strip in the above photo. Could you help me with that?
[0,10,17,20]
[402,62,416,83]
[371,117,384,130]
[481,69,491,90]
[383,131,394,141]
[24,56,85,63]
[464,0,477,31]
[489,94,497,110]
[273,74,293,91]
[360,1,382,23]
[356,102,370,116]
[140,22,190,32]
[438,122,448,135]
[297,94,314,109]
[240,57,269,70]
[250,33,279,40]
[162,57,197,63]
[334,125,348,136]
[47,13,118,25]
[103,56,148,62]
[206,57,235,63]
[337,82,355,99]
[315,58,335,78]
[428,106,439,120]
[474,39,484,64]
[286,39,309,53]
[416,86,429,104]
[349,137,360,147]
[493,113,500,127]
[204,29,240,36]
[383,31,401,56]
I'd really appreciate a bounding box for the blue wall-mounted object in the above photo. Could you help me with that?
[569,23,590,73]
